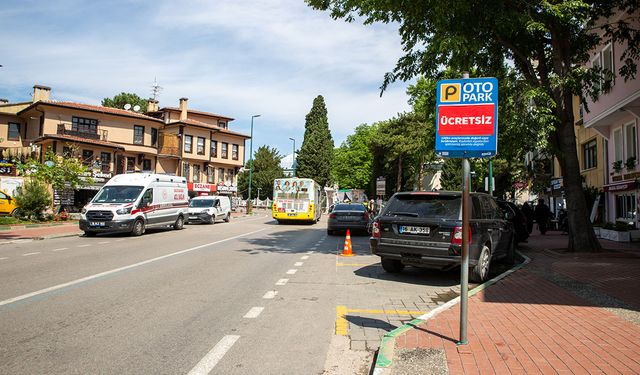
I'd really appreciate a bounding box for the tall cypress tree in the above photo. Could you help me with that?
[296,95,334,187]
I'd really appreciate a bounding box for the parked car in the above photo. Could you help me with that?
[370,191,515,282]
[0,189,19,217]
[327,203,370,235]
[188,195,232,224]
[496,199,528,244]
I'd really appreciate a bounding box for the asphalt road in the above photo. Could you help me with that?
[0,214,341,375]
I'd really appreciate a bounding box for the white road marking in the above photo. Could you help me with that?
[98,241,110,245]
[22,252,40,256]
[243,307,264,318]
[262,291,278,299]
[52,248,69,252]
[0,229,267,308]
[114,239,125,242]
[286,269,297,275]
[294,262,304,266]
[307,250,315,253]
[0,257,8,260]
[187,335,240,375]
[301,255,309,260]
[77,244,91,248]
[275,279,289,286]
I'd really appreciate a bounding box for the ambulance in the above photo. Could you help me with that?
[79,173,189,236]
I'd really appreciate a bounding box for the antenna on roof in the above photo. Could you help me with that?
[151,77,163,101]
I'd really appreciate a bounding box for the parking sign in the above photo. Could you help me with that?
[435,77,498,158]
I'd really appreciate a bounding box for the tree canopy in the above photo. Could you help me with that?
[237,146,284,200]
[332,123,377,192]
[102,92,148,112]
[307,0,640,251]
[296,95,335,187]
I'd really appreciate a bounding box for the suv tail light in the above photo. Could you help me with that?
[329,213,337,219]
[372,220,380,239]
[451,226,472,245]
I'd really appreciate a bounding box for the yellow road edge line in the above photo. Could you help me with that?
[336,305,349,335]
[346,308,426,315]
[335,263,373,267]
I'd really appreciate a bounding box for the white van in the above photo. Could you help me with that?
[80,173,189,236]
[188,195,231,224]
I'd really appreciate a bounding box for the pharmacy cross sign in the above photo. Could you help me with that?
[435,77,499,158]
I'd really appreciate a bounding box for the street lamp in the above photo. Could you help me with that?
[257,187,262,200]
[247,114,261,214]
[289,137,296,177]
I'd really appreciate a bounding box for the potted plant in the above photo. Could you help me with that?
[612,160,623,173]
[626,157,636,171]
[600,221,631,242]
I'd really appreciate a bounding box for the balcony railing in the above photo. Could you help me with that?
[57,124,108,141]
[158,133,181,157]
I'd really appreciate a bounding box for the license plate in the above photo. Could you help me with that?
[90,222,105,227]
[287,213,296,217]
[399,225,429,235]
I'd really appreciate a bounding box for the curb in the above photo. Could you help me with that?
[0,222,78,230]
[0,231,82,245]
[372,252,532,375]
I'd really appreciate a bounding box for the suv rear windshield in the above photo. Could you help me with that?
[334,204,366,211]
[382,194,460,219]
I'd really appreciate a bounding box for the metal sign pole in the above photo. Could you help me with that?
[458,71,471,346]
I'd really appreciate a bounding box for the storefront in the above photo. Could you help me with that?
[216,183,237,196]
[57,171,113,212]
[604,181,638,227]
[187,182,217,198]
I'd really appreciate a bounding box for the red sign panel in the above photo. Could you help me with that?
[437,104,495,136]
[187,183,217,192]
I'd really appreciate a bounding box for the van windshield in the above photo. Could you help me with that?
[93,186,144,204]
[189,199,215,208]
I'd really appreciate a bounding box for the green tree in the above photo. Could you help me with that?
[18,148,92,191]
[307,1,640,251]
[102,92,148,112]
[332,124,377,192]
[14,179,51,220]
[237,146,285,200]
[296,95,335,187]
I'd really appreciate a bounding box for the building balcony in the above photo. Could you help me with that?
[57,124,108,141]
[157,133,181,157]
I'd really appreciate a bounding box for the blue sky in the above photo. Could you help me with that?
[0,0,412,160]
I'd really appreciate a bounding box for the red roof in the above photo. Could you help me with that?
[34,134,126,150]
[168,118,250,138]
[161,107,234,121]
[19,101,164,123]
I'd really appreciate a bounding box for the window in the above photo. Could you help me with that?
[210,140,218,158]
[615,193,636,221]
[221,142,228,158]
[82,150,94,166]
[207,166,215,183]
[182,162,190,180]
[227,169,234,184]
[218,168,225,183]
[63,146,73,157]
[582,139,597,170]
[101,152,111,172]
[151,128,158,146]
[133,125,144,145]
[127,156,136,172]
[232,144,239,160]
[7,122,20,140]
[197,137,205,155]
[193,164,200,183]
[143,159,152,171]
[184,135,193,153]
[72,116,98,133]
[625,122,637,163]
[218,121,227,129]
[602,44,614,87]
[614,128,623,163]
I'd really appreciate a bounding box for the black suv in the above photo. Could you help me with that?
[370,191,515,282]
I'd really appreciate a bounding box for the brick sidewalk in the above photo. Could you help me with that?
[0,223,81,242]
[390,232,640,374]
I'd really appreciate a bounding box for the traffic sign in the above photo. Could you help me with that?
[435,77,498,158]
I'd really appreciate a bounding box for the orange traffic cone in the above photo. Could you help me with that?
[341,229,354,257]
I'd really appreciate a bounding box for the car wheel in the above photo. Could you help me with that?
[131,219,145,236]
[224,213,230,223]
[84,231,96,237]
[208,215,215,224]
[471,245,491,282]
[381,258,405,273]
[174,215,185,230]
[11,208,20,218]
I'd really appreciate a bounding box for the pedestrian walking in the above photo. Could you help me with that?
[534,198,551,235]
[521,202,534,234]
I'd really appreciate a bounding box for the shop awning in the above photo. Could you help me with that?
[603,181,638,192]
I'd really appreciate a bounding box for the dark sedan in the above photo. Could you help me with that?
[327,203,370,235]
[370,191,515,282]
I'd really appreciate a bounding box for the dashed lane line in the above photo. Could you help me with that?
[301,255,309,260]
[52,248,69,252]
[262,291,278,299]
[294,262,304,267]
[0,257,8,260]
[275,279,289,286]
[187,335,240,375]
[243,307,264,318]
[286,269,297,275]
[0,228,267,308]
[98,241,110,245]
[77,244,91,248]
[336,262,378,267]
[22,252,40,256]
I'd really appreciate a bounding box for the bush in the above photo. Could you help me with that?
[14,180,51,220]
[0,217,22,225]
[614,221,631,231]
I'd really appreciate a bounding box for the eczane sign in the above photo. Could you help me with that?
[435,77,498,158]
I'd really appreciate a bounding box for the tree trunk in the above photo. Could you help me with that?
[396,155,403,192]
[556,92,602,252]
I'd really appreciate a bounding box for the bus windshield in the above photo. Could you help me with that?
[273,178,315,213]
[93,186,144,204]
